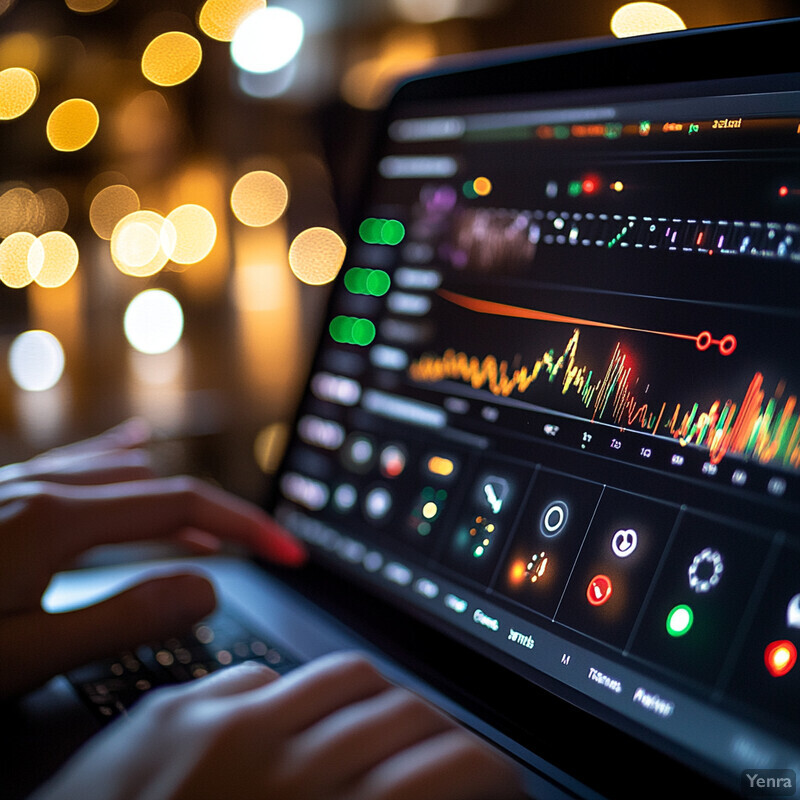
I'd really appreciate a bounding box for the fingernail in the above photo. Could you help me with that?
[261,530,308,566]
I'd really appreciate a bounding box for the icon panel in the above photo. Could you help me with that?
[725,542,800,727]
[441,460,535,585]
[555,489,678,650]
[498,469,603,618]
[629,512,772,688]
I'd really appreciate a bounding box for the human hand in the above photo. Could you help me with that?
[0,419,305,698]
[32,652,524,800]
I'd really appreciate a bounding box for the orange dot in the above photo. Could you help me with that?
[473,176,492,196]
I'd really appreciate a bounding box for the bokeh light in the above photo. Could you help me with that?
[610,2,686,37]
[65,0,117,12]
[231,7,304,74]
[8,330,65,392]
[0,185,68,236]
[198,0,265,42]
[0,32,41,71]
[391,0,460,23]
[141,31,202,87]
[0,231,41,288]
[0,187,38,237]
[124,289,184,354]
[166,203,218,264]
[110,210,176,277]
[0,67,39,120]
[230,170,289,227]
[37,188,70,232]
[46,98,99,152]
[89,184,140,240]
[340,28,438,110]
[32,231,80,288]
[288,227,346,286]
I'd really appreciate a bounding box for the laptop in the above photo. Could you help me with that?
[20,17,800,799]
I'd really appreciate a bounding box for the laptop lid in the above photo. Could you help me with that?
[271,18,800,798]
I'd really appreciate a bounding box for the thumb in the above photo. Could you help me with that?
[0,573,216,699]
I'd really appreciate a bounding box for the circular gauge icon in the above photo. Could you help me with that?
[688,547,724,593]
[540,500,569,538]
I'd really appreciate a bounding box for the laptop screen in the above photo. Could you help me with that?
[273,19,800,796]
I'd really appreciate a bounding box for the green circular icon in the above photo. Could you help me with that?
[666,604,694,637]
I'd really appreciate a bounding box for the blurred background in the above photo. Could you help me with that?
[0,0,796,508]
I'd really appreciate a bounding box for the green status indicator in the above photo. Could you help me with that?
[344,267,391,296]
[666,604,694,637]
[567,180,583,197]
[359,217,405,245]
[329,315,376,346]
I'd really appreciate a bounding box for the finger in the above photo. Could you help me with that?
[244,652,389,736]
[42,418,152,457]
[8,449,155,486]
[147,660,281,707]
[359,728,524,800]
[22,477,306,567]
[0,573,216,699]
[290,686,452,791]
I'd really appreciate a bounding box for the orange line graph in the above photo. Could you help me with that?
[437,289,737,356]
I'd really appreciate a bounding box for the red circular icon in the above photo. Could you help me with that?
[586,574,613,606]
[764,640,797,677]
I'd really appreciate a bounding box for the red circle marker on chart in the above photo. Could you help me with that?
[587,574,613,606]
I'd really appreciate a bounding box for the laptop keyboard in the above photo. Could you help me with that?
[67,611,300,721]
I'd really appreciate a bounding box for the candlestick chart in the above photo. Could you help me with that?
[408,290,800,470]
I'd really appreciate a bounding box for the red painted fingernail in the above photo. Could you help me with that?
[262,532,307,566]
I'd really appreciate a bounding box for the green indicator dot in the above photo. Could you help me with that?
[329,315,354,344]
[418,522,431,536]
[567,181,583,197]
[359,218,382,244]
[666,604,694,637]
[345,267,370,294]
[381,219,405,245]
[553,125,570,140]
[351,318,376,346]
[474,545,485,558]
[462,180,478,199]
[366,269,390,296]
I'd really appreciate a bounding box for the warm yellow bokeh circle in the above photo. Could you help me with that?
[0,67,39,120]
[288,227,346,286]
[46,98,99,152]
[142,31,203,87]
[198,0,265,42]
[230,170,289,227]
[610,2,686,37]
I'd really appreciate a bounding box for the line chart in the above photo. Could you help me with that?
[437,289,738,356]
[408,294,800,469]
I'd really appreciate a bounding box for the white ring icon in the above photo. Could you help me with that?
[540,501,569,537]
[688,547,724,593]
